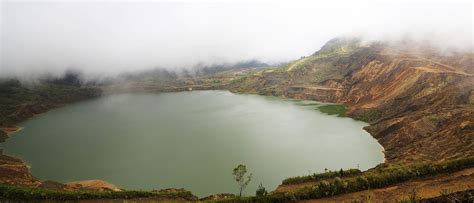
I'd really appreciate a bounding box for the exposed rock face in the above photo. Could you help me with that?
[227,38,474,164]
[66,180,123,192]
[38,180,68,190]
[0,153,40,186]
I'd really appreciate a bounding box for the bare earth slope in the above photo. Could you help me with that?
[227,38,474,165]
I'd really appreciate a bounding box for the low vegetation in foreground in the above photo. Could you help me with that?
[218,157,474,202]
[0,185,197,201]
[282,168,361,185]
[1,157,472,202]
[284,157,473,200]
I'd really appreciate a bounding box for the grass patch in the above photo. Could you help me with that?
[317,104,347,117]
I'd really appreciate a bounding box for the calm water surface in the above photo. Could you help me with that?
[1,91,384,197]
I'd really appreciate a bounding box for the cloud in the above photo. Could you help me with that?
[1,0,472,77]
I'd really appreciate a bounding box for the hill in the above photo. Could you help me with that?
[0,38,472,201]
[225,37,474,164]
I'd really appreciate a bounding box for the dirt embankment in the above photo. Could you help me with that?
[65,180,123,192]
[0,153,40,187]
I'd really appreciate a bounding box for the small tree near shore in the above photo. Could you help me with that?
[232,164,252,197]
[256,183,268,197]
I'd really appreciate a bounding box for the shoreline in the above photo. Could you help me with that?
[0,88,388,194]
[1,127,23,136]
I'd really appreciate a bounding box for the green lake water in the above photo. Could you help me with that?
[1,91,384,197]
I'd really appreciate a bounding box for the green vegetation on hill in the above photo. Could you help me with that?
[352,109,382,123]
[275,44,358,73]
[317,104,347,117]
[0,78,100,127]
[314,38,361,56]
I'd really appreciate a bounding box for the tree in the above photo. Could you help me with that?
[255,183,268,197]
[232,164,252,197]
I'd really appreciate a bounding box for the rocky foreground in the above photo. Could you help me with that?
[0,38,473,201]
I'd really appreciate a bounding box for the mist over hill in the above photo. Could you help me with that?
[1,0,472,78]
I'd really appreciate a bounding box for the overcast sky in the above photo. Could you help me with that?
[1,0,472,77]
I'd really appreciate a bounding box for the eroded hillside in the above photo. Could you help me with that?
[225,38,474,164]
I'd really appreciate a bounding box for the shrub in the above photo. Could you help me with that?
[282,168,361,185]
[255,184,268,197]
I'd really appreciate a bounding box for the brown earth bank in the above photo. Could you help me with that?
[299,167,474,202]
[37,180,123,192]
[65,180,123,192]
[0,153,40,187]
[0,38,473,201]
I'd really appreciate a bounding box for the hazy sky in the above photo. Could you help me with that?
[1,0,473,77]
